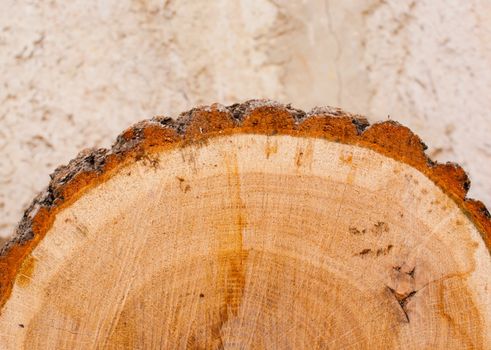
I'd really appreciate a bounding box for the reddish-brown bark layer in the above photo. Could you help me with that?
[0,99,489,311]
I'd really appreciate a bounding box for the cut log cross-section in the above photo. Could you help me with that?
[0,101,490,349]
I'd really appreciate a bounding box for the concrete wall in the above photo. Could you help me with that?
[1,0,490,237]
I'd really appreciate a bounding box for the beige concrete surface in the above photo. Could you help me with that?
[0,0,490,238]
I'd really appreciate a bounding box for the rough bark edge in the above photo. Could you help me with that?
[0,99,489,311]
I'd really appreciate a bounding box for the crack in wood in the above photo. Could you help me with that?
[387,286,417,323]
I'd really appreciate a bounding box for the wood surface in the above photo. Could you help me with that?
[0,100,490,349]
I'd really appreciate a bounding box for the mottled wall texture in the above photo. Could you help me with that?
[1,0,490,238]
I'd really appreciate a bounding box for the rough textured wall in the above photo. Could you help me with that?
[1,0,490,238]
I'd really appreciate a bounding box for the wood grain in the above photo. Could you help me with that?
[0,100,489,349]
